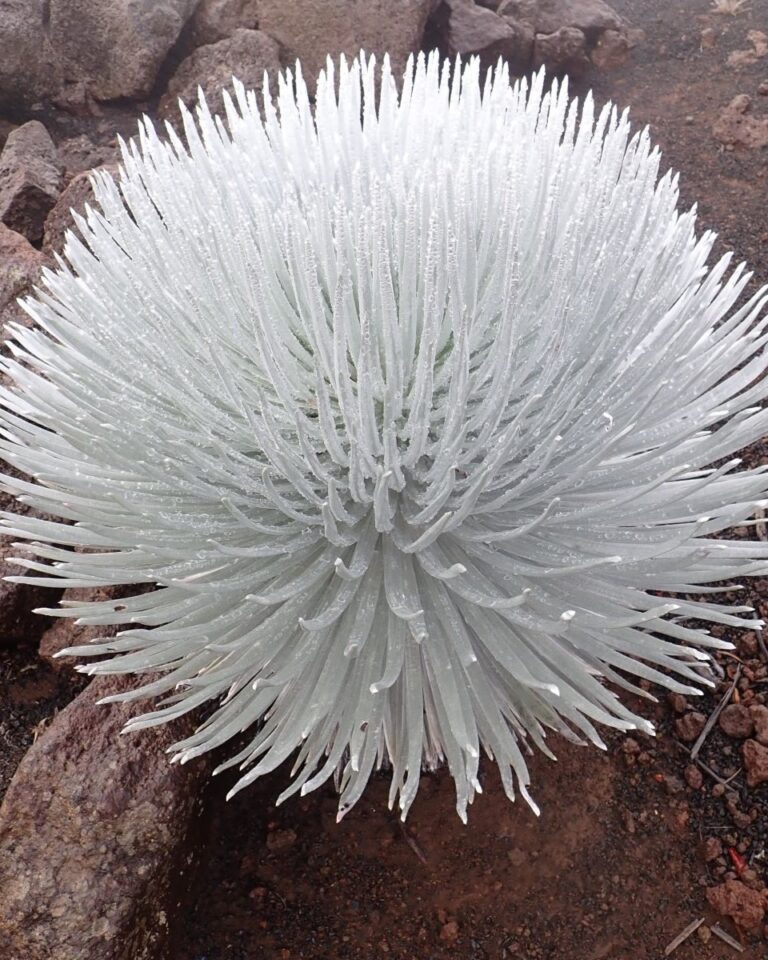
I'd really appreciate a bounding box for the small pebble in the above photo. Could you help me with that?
[719,703,754,739]
[667,692,688,714]
[684,764,703,790]
[440,921,460,942]
[676,711,707,742]
[704,837,723,862]
[662,773,685,795]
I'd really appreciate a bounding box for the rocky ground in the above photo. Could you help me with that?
[1,0,768,958]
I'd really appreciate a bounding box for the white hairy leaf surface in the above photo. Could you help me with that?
[2,53,768,821]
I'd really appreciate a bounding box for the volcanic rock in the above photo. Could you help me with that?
[159,29,281,125]
[719,702,755,739]
[0,122,62,243]
[0,222,46,335]
[37,585,132,670]
[43,164,118,258]
[749,703,768,746]
[534,25,590,75]
[712,94,768,150]
[707,878,767,931]
[258,0,434,96]
[743,738,768,787]
[0,0,197,110]
[499,0,624,39]
[437,0,534,71]
[675,711,706,743]
[0,674,210,959]
[186,0,260,47]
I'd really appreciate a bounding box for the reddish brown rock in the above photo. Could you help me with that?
[534,25,590,75]
[38,585,132,669]
[0,122,62,243]
[258,0,434,96]
[590,27,630,69]
[703,836,722,862]
[707,878,767,931]
[498,0,633,73]
[712,94,768,150]
[159,28,281,125]
[0,0,197,111]
[750,703,768,746]
[667,692,688,714]
[675,711,707,743]
[743,738,768,787]
[186,0,260,47]
[439,920,460,942]
[0,222,46,339]
[0,674,210,959]
[719,702,755,739]
[42,164,119,258]
[438,0,534,72]
[684,764,703,790]
[56,134,119,180]
[0,1,57,111]
[499,0,625,39]
[42,169,97,257]
[49,0,197,103]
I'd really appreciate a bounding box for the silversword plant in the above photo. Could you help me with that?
[2,53,768,821]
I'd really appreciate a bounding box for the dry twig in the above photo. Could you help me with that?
[691,665,741,761]
[664,918,704,956]
[710,923,744,952]
[399,822,429,865]
[752,609,768,663]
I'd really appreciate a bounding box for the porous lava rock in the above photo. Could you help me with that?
[707,878,767,931]
[159,29,281,125]
[430,0,632,77]
[258,0,435,96]
[718,702,755,739]
[435,0,533,71]
[742,738,768,787]
[712,94,768,150]
[749,703,768,746]
[499,0,625,40]
[42,164,119,258]
[0,223,46,336]
[675,711,707,743]
[0,0,197,111]
[533,25,590,75]
[186,0,260,48]
[0,122,62,243]
[37,585,130,670]
[0,675,210,960]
